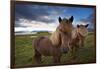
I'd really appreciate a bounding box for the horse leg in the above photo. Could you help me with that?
[79,38,85,48]
[73,44,80,61]
[72,46,78,59]
[81,39,84,47]
[68,45,73,58]
[53,48,61,63]
[34,49,41,64]
[53,55,61,63]
[69,45,77,60]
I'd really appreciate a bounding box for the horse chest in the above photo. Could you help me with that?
[37,38,59,56]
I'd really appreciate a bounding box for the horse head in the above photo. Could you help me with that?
[58,16,74,53]
[77,24,89,37]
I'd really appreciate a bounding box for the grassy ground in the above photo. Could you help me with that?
[15,32,96,67]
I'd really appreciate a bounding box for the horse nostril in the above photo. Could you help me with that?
[64,48,68,53]
[61,48,68,53]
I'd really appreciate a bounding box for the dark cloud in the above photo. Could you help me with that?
[15,4,72,24]
[15,4,56,23]
[80,13,95,24]
[79,11,95,31]
[15,3,95,30]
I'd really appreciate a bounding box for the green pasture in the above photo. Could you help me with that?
[15,32,96,67]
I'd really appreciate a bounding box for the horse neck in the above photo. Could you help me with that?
[60,31,72,46]
[49,29,61,46]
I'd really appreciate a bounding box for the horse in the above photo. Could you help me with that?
[70,24,89,59]
[32,16,74,64]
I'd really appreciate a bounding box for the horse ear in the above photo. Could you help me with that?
[69,16,74,23]
[77,24,80,28]
[85,24,89,27]
[58,17,62,23]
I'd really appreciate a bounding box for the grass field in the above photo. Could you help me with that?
[15,32,96,67]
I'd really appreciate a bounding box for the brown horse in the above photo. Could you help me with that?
[32,16,74,64]
[70,24,89,59]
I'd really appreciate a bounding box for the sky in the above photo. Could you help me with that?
[15,3,95,32]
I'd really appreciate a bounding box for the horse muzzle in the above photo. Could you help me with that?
[60,47,69,53]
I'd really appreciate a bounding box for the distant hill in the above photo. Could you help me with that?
[15,30,52,36]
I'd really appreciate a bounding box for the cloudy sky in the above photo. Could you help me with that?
[15,3,95,32]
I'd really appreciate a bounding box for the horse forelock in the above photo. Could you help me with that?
[77,28,88,37]
[72,28,88,39]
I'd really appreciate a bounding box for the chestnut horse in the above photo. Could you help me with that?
[32,16,74,64]
[70,24,89,59]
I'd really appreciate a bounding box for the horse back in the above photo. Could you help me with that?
[33,36,55,56]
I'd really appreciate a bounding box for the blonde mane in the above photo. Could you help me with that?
[72,27,88,39]
[77,28,88,36]
[50,28,61,46]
